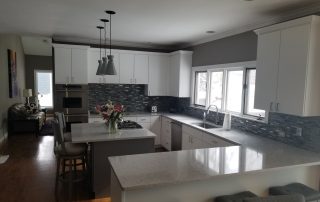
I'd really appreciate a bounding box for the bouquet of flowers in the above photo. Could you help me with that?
[95,100,124,133]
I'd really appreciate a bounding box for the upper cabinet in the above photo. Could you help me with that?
[147,54,170,96]
[119,53,149,84]
[87,48,120,84]
[254,16,320,116]
[54,44,89,84]
[169,51,193,97]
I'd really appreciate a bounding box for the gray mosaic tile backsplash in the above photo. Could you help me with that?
[88,84,189,113]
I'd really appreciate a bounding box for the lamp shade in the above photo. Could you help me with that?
[23,89,32,97]
[104,55,117,75]
[96,60,104,75]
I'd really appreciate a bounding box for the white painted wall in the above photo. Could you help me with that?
[0,35,26,142]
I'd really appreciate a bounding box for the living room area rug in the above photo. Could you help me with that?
[39,118,54,136]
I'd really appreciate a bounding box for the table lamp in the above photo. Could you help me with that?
[23,89,32,104]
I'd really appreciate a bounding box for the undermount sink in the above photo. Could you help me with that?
[191,122,221,129]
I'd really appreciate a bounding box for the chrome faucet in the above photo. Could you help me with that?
[203,105,219,125]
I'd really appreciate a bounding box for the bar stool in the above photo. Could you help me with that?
[215,191,258,202]
[54,112,72,142]
[243,194,305,202]
[53,119,87,200]
[269,183,320,202]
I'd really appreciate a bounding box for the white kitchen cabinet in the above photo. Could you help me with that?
[71,48,88,84]
[161,116,171,150]
[134,54,149,84]
[119,53,134,84]
[150,116,161,145]
[148,55,170,96]
[254,31,280,112]
[54,45,89,84]
[254,15,320,116]
[54,47,72,84]
[87,48,120,84]
[169,51,193,97]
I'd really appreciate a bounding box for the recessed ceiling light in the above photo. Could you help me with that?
[206,31,215,34]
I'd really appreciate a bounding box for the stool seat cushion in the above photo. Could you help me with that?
[269,183,320,201]
[244,194,305,202]
[63,132,72,142]
[54,143,87,156]
[215,191,258,202]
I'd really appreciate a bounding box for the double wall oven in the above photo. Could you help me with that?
[55,84,88,131]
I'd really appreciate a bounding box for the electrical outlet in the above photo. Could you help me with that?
[293,127,303,137]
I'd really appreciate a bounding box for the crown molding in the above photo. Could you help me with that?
[183,2,320,49]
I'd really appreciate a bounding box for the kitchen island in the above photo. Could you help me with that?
[71,123,156,198]
[109,115,320,202]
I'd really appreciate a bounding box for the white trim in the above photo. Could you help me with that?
[53,43,90,49]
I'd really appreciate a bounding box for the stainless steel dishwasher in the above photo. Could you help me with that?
[171,121,182,151]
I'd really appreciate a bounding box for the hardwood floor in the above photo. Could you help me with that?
[0,134,110,202]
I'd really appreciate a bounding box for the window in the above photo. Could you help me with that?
[209,71,223,109]
[193,64,265,119]
[194,71,207,106]
[244,69,265,117]
[226,70,243,113]
[35,70,53,108]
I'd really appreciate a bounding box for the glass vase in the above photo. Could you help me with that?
[107,119,118,134]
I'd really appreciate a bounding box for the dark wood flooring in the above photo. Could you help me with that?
[0,134,110,202]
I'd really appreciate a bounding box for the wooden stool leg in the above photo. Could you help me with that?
[68,159,73,201]
[55,156,60,191]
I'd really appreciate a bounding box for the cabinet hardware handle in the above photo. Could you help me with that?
[276,103,280,112]
[269,102,273,111]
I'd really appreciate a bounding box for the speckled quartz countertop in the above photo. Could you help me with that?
[108,113,320,191]
[71,123,156,143]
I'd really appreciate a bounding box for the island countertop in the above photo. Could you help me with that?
[109,114,320,191]
[71,123,156,143]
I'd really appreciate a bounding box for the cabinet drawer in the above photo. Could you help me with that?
[137,116,151,123]
[123,116,137,122]
[202,132,234,147]
[182,125,203,137]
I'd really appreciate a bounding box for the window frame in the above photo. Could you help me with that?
[194,71,208,107]
[191,61,265,120]
[34,69,54,109]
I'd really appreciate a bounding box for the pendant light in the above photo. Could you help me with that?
[96,26,104,75]
[104,10,116,75]
[100,19,109,74]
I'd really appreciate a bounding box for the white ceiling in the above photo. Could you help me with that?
[21,36,52,56]
[1,0,320,50]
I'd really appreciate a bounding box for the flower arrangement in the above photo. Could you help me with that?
[95,100,124,133]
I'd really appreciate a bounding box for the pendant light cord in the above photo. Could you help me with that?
[99,28,101,60]
[109,14,112,55]
[104,21,107,58]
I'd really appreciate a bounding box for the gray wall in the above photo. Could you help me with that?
[0,35,26,141]
[192,31,258,66]
[25,55,52,92]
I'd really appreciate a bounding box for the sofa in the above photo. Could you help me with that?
[8,103,46,137]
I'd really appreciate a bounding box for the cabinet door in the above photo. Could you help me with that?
[54,47,72,84]
[277,24,310,116]
[150,116,161,145]
[119,53,134,84]
[182,132,191,150]
[160,117,171,150]
[254,31,280,111]
[134,54,149,84]
[71,48,88,84]
[148,55,170,96]
[169,54,180,97]
[87,49,104,83]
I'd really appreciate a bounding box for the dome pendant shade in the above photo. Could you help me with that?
[101,56,108,73]
[96,60,104,75]
[105,55,116,75]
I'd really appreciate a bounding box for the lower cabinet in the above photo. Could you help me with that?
[182,125,234,150]
[160,116,171,151]
[150,116,161,145]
